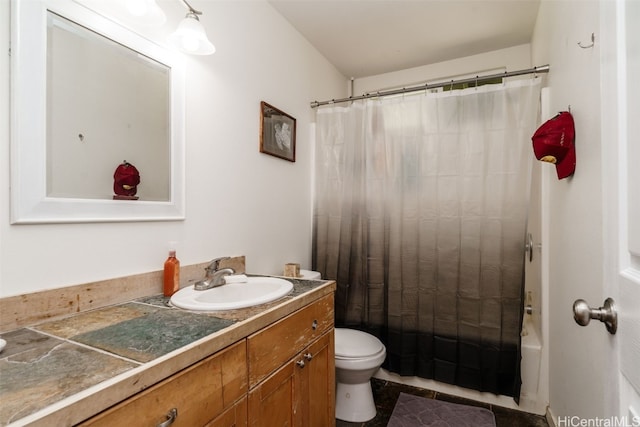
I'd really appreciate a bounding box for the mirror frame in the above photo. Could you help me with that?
[10,0,186,223]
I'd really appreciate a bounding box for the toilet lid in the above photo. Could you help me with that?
[300,270,322,280]
[334,328,384,358]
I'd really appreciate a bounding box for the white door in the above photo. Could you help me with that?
[601,0,640,421]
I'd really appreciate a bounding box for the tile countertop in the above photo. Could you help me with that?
[0,277,335,427]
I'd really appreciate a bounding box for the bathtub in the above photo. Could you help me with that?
[518,313,548,415]
[520,316,542,400]
[375,314,548,415]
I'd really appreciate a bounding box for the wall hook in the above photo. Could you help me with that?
[578,33,595,49]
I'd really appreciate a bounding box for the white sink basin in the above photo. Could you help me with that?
[170,276,294,311]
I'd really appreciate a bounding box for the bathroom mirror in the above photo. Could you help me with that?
[10,0,185,223]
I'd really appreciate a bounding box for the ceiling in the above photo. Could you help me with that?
[268,0,541,79]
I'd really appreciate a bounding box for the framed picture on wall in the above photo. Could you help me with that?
[260,101,296,162]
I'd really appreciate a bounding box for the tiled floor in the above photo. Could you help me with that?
[336,378,550,427]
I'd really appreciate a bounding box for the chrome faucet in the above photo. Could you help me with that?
[193,257,235,291]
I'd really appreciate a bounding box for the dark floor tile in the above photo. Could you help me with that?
[336,378,549,427]
[435,391,492,409]
[492,405,549,427]
[336,419,363,427]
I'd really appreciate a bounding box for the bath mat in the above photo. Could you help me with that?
[388,392,496,427]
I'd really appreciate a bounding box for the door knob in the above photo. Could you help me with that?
[525,233,534,262]
[572,298,617,334]
[524,233,541,263]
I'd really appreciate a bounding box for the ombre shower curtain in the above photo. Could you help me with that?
[313,79,541,399]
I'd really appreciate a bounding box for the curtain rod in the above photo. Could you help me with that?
[310,64,550,108]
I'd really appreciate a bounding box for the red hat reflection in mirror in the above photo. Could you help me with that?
[113,161,140,197]
[532,111,576,179]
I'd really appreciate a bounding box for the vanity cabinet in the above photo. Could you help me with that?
[78,341,247,427]
[247,293,335,427]
[76,292,335,427]
[248,330,334,427]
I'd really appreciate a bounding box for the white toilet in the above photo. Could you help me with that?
[299,269,322,280]
[334,328,387,422]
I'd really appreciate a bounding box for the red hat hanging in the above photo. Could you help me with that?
[113,161,140,199]
[531,111,576,179]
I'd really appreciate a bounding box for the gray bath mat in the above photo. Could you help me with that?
[388,392,496,427]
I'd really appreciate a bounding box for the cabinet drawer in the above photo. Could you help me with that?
[248,293,334,387]
[79,341,247,427]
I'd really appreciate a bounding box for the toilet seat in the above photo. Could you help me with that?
[335,328,384,359]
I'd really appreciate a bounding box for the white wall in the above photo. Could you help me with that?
[354,44,532,94]
[0,0,346,298]
[531,0,608,422]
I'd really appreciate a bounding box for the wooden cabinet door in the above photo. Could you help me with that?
[248,330,335,427]
[248,360,299,427]
[302,331,335,427]
[204,396,247,427]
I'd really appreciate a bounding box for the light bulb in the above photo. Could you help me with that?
[181,34,200,52]
[168,13,215,55]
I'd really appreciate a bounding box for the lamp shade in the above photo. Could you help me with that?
[168,14,215,55]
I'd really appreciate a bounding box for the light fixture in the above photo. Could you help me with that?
[168,0,216,55]
[122,0,167,26]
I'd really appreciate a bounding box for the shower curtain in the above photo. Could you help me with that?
[313,79,541,399]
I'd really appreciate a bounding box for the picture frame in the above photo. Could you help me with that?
[260,101,296,162]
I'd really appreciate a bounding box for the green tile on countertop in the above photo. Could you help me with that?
[34,302,157,338]
[136,294,172,307]
[70,308,234,362]
[0,329,136,425]
[0,327,63,359]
